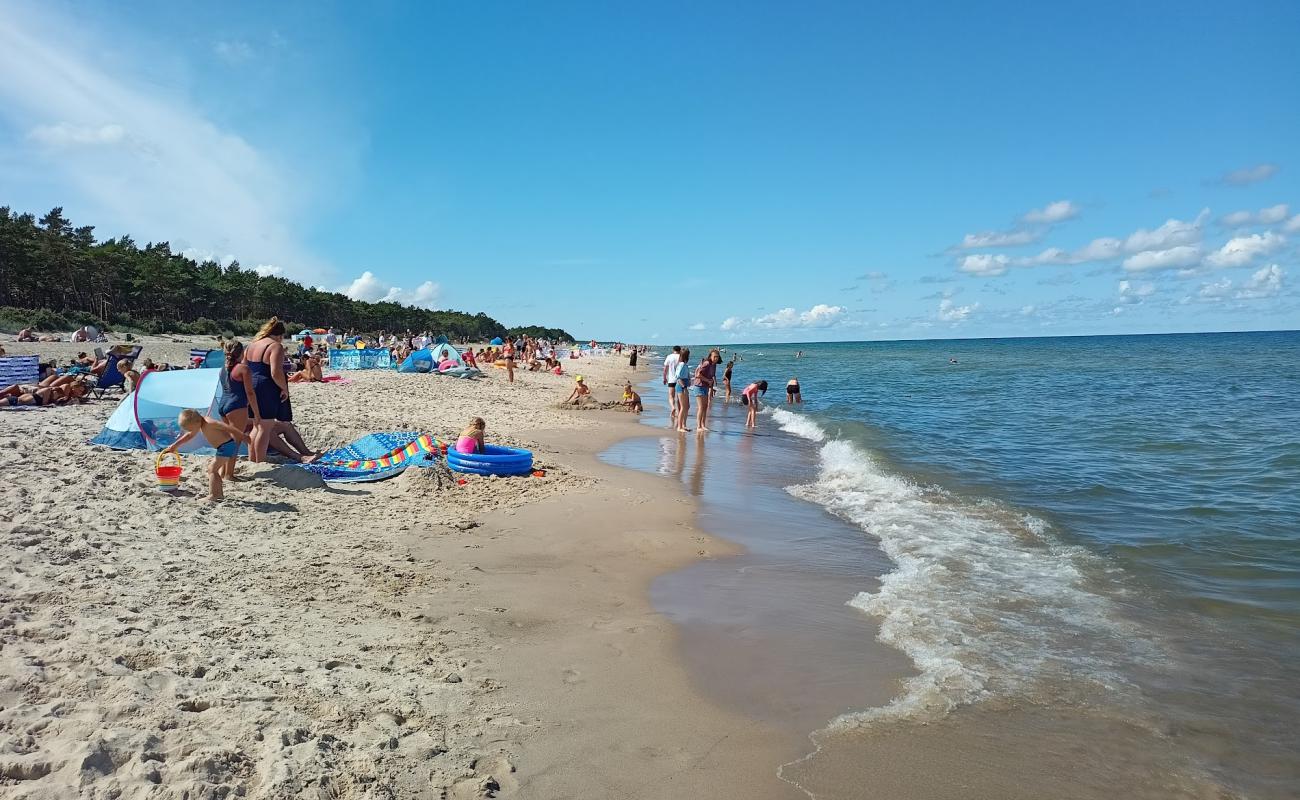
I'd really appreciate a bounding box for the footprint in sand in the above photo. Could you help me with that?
[449,753,517,799]
[561,668,582,685]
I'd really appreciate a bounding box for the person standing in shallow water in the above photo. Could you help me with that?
[693,349,720,432]
[662,345,681,417]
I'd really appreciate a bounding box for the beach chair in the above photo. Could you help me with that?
[92,346,143,399]
[0,355,40,388]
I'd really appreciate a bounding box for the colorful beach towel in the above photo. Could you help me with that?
[298,431,439,483]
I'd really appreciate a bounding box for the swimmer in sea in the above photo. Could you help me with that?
[786,377,801,405]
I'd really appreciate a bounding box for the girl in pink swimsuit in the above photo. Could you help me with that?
[456,416,486,454]
[741,380,768,429]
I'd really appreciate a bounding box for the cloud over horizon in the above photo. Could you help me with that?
[0,6,329,283]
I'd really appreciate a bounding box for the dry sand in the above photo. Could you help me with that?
[0,336,799,799]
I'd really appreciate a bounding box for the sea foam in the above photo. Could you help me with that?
[769,408,1150,727]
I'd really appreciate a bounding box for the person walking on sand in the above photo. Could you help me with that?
[244,316,290,463]
[662,345,681,417]
[503,338,516,383]
[629,346,638,370]
[693,349,720,432]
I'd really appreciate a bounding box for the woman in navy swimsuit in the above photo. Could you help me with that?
[243,317,290,462]
[218,341,259,453]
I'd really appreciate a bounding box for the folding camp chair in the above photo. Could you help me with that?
[91,346,143,399]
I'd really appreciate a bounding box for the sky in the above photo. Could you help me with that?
[1,0,1298,343]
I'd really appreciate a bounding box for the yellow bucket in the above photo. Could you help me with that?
[155,451,183,491]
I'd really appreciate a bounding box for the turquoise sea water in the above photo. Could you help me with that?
[706,331,1298,796]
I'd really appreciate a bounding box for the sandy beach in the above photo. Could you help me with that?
[0,336,804,799]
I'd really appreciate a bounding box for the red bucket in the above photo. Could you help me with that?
[155,451,183,491]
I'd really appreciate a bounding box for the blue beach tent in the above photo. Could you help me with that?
[90,369,245,455]
[489,337,504,346]
[398,348,436,373]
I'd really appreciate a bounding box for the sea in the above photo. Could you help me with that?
[600,331,1299,800]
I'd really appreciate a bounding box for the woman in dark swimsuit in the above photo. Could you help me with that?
[786,377,801,405]
[723,360,734,404]
[217,341,258,472]
[244,317,290,462]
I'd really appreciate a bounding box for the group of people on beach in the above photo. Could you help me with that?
[659,345,791,432]
[163,317,322,501]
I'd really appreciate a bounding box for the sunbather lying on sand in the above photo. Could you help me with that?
[2,379,90,406]
[16,328,36,342]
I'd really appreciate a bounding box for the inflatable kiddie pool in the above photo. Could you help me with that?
[446,444,534,476]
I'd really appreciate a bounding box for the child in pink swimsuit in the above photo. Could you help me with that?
[456,416,486,454]
[741,380,768,429]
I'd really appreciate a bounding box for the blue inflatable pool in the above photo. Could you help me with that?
[446,444,534,476]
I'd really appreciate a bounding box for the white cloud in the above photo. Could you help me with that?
[752,304,845,329]
[0,7,327,282]
[1220,204,1289,228]
[1020,200,1081,225]
[406,281,440,307]
[343,271,441,308]
[1285,214,1300,233]
[1204,232,1286,269]
[181,248,237,267]
[1122,245,1202,273]
[1005,213,1207,273]
[1018,236,1124,267]
[1117,280,1156,304]
[1020,305,1036,316]
[1197,278,1234,300]
[688,322,706,331]
[253,264,283,277]
[27,121,127,148]
[1236,264,1284,299]
[955,230,1039,250]
[1123,210,1209,253]
[938,297,978,322]
[720,316,743,331]
[1215,163,1279,186]
[959,253,1010,276]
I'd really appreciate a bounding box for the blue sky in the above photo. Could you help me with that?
[1,1,1298,342]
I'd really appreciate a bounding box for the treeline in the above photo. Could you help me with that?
[0,206,574,342]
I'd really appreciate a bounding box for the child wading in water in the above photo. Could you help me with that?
[741,380,768,429]
[165,409,247,501]
[456,416,486,454]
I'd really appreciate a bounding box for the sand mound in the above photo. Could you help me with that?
[258,464,327,490]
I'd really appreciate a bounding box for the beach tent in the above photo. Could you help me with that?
[90,369,244,455]
[398,348,436,373]
[434,335,449,345]
[490,337,504,346]
[397,343,479,377]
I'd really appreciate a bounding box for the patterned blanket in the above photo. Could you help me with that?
[297,431,440,483]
